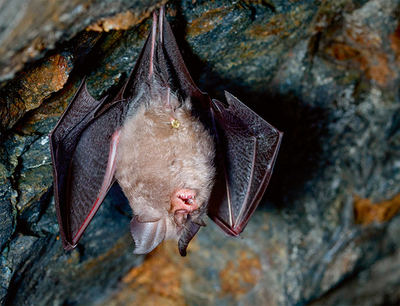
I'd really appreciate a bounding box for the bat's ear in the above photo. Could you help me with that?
[130,217,166,254]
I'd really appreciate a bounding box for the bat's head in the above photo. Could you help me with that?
[116,93,215,256]
[128,186,208,256]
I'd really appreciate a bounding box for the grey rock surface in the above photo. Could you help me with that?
[1,185,140,305]
[0,0,163,82]
[311,216,400,306]
[0,0,400,305]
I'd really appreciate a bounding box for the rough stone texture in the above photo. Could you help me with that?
[1,186,140,305]
[0,0,165,82]
[0,53,74,131]
[311,215,400,306]
[0,0,400,305]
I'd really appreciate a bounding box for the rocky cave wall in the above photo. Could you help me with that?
[1,0,400,305]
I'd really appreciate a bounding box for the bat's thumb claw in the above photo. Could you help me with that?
[178,220,201,256]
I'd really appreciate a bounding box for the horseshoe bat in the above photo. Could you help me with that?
[50,7,282,256]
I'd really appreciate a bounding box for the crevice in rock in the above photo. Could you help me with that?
[3,236,53,305]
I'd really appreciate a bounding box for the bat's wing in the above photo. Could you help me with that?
[208,92,283,236]
[148,8,208,105]
[50,9,163,251]
[50,81,126,250]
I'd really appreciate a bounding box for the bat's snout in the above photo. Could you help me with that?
[171,189,199,215]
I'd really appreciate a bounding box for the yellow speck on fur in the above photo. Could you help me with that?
[170,119,180,129]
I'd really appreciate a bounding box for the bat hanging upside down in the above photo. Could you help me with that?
[50,7,282,256]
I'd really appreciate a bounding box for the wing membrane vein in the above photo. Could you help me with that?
[234,136,257,229]
[224,165,234,227]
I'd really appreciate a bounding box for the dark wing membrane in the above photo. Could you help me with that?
[130,9,207,104]
[50,81,126,250]
[121,9,207,111]
[157,12,204,101]
[208,92,282,236]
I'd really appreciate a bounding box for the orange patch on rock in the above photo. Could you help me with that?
[18,53,73,111]
[86,2,168,32]
[247,6,306,40]
[390,23,400,61]
[219,250,262,298]
[87,11,146,32]
[365,53,392,87]
[345,25,381,49]
[104,241,188,306]
[1,52,73,130]
[325,22,394,87]
[354,194,400,225]
[248,21,285,38]
[15,79,77,134]
[325,42,360,61]
[187,7,230,37]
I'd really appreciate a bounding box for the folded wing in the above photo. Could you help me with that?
[208,92,282,236]
[49,81,126,250]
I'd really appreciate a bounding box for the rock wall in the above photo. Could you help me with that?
[1,0,400,305]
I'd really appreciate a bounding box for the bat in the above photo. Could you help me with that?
[50,7,282,256]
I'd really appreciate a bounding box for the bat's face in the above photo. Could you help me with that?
[171,188,199,224]
[115,91,215,251]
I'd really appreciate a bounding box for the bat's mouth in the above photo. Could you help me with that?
[179,194,194,206]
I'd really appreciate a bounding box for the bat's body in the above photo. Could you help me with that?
[50,8,282,256]
[115,83,215,253]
